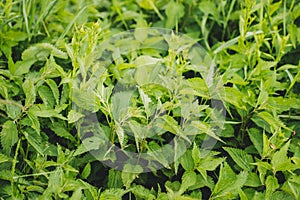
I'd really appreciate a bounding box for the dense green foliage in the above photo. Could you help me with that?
[1,0,300,199]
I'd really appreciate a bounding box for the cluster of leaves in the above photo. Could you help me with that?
[0,0,300,199]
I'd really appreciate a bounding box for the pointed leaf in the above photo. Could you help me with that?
[0,120,18,155]
[224,147,254,171]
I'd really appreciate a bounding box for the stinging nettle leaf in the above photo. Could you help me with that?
[22,79,36,106]
[179,171,197,194]
[248,128,263,156]
[271,140,290,171]
[45,79,60,105]
[22,43,68,61]
[0,120,18,155]
[68,110,85,123]
[50,123,76,142]
[224,147,254,171]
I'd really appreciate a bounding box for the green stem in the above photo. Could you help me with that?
[11,139,21,198]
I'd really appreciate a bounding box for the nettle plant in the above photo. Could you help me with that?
[0,0,300,199]
[70,26,225,171]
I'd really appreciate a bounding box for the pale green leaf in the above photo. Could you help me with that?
[22,43,68,61]
[67,110,85,124]
[165,1,185,28]
[74,136,105,156]
[121,163,143,189]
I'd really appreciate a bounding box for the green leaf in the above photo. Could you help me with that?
[131,185,156,200]
[248,128,263,156]
[270,191,294,200]
[22,43,68,61]
[180,150,194,171]
[0,153,11,164]
[111,91,133,122]
[50,122,76,142]
[74,136,105,156]
[22,79,36,106]
[0,120,18,155]
[256,81,268,109]
[81,162,91,179]
[72,88,98,112]
[67,110,85,123]
[14,59,36,76]
[157,115,181,135]
[121,163,143,189]
[165,0,185,28]
[190,121,224,142]
[38,85,55,108]
[45,79,60,105]
[32,108,67,120]
[6,103,22,120]
[265,176,279,199]
[199,1,219,19]
[212,163,248,199]
[27,110,41,134]
[271,140,292,172]
[23,131,44,156]
[70,189,82,200]
[100,188,126,200]
[253,111,289,132]
[108,169,123,189]
[222,87,246,110]
[224,147,254,171]
[244,172,262,187]
[179,171,197,194]
[138,86,152,117]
